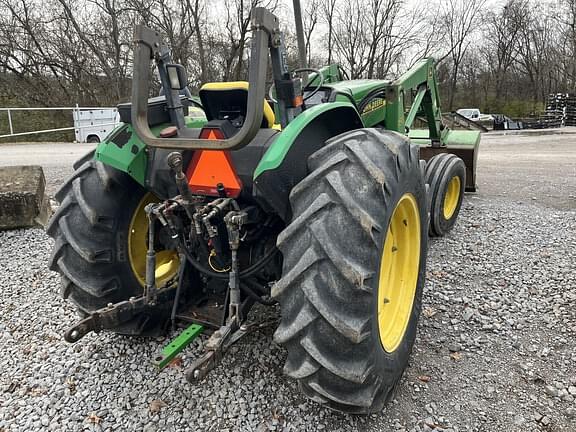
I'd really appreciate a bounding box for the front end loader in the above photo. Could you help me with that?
[46,5,479,413]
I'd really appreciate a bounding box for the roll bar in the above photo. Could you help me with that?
[130,8,279,150]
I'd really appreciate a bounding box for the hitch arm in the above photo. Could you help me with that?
[184,322,249,382]
[63,297,148,343]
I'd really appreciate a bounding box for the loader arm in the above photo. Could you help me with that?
[381,58,480,191]
[384,58,444,145]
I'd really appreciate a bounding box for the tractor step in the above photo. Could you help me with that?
[153,323,204,370]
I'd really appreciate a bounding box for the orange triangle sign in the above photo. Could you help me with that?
[186,150,242,198]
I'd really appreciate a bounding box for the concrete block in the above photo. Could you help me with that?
[0,165,51,230]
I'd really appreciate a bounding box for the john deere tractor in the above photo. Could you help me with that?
[47,6,479,413]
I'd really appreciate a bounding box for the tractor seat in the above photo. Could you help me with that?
[199,81,275,129]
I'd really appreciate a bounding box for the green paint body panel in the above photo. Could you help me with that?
[253,101,359,179]
[189,95,203,108]
[360,95,387,127]
[96,123,151,186]
[185,114,208,129]
[308,64,343,85]
[325,79,389,106]
[409,129,481,148]
[95,114,207,185]
[329,80,389,126]
[153,323,204,370]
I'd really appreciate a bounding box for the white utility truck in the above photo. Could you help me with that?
[456,108,493,123]
[73,107,119,143]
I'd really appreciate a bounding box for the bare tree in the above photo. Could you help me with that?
[2,0,576,123]
[554,0,576,90]
[438,0,485,110]
[189,0,208,84]
[322,0,337,64]
[481,0,528,100]
[219,0,278,81]
[331,0,368,78]
[302,0,319,65]
[402,0,445,69]
[332,0,405,79]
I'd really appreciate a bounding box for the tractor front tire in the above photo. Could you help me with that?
[273,129,428,413]
[425,153,466,237]
[47,158,177,335]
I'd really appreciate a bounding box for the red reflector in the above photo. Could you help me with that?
[187,127,241,197]
[199,128,225,140]
[293,95,303,107]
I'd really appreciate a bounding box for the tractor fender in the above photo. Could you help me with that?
[95,116,207,197]
[95,123,148,186]
[253,102,363,221]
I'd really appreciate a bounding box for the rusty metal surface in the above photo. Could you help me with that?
[420,147,478,192]
[176,295,227,329]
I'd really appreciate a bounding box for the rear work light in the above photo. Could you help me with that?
[185,127,243,198]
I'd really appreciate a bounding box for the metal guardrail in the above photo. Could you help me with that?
[0,106,118,140]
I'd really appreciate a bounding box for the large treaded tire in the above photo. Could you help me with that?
[272,129,428,413]
[46,155,170,335]
[425,153,466,237]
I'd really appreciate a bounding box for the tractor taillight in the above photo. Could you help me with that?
[199,127,225,140]
[186,127,242,198]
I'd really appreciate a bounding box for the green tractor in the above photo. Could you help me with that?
[47,6,479,413]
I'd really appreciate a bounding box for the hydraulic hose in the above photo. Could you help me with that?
[178,243,277,305]
[178,238,278,281]
[239,244,279,277]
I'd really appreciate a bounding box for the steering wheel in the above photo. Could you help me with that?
[295,68,325,101]
[268,67,325,104]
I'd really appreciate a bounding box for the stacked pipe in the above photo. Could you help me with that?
[565,94,576,126]
[540,93,566,128]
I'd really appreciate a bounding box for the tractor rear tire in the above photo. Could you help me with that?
[425,153,466,237]
[46,158,177,336]
[273,129,428,413]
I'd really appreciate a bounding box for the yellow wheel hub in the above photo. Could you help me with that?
[128,193,180,287]
[443,176,461,220]
[377,193,421,353]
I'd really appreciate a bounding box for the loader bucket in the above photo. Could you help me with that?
[410,129,480,192]
[0,165,51,230]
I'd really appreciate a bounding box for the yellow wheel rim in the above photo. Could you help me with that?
[443,176,461,220]
[128,193,180,287]
[377,193,421,353]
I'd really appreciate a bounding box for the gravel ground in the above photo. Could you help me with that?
[0,133,575,431]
